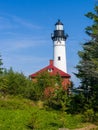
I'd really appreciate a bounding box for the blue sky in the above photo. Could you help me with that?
[0,0,96,87]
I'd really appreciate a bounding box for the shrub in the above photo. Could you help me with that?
[0,96,35,110]
[67,93,86,114]
[44,87,68,111]
[28,110,63,130]
[82,109,95,122]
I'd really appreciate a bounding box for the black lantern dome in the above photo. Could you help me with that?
[51,20,68,41]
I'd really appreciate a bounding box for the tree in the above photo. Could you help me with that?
[0,54,3,75]
[0,55,8,96]
[32,71,63,100]
[35,71,55,99]
[75,5,98,112]
[6,67,34,97]
[0,67,35,98]
[45,87,68,111]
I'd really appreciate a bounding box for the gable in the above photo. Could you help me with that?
[30,60,70,78]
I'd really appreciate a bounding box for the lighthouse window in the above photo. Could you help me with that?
[58,56,61,60]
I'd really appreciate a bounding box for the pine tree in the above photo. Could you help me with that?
[75,5,98,111]
[0,54,3,75]
[76,5,98,88]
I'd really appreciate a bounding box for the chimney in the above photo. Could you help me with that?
[49,60,53,65]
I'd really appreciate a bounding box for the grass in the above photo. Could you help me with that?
[0,95,97,130]
[0,109,83,130]
[0,109,31,130]
[0,96,34,130]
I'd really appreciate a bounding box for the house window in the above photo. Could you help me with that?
[58,56,61,61]
[48,68,53,72]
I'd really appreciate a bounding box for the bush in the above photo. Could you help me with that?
[82,109,95,122]
[28,110,63,130]
[0,96,35,110]
[44,87,68,111]
[67,93,86,114]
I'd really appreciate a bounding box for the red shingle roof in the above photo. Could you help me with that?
[30,60,70,78]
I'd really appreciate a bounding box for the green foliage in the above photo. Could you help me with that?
[75,5,98,113]
[0,76,8,95]
[76,5,98,87]
[55,73,62,86]
[82,109,95,122]
[0,96,35,130]
[45,87,68,111]
[0,67,36,100]
[28,109,83,130]
[34,71,52,99]
[0,65,63,102]
[33,71,63,100]
[37,71,55,89]
[0,95,35,110]
[0,108,83,130]
[0,96,97,130]
[67,94,86,114]
[28,110,63,130]
[0,109,31,130]
[61,114,83,129]
[0,54,3,75]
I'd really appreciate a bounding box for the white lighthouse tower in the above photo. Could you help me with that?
[51,20,68,73]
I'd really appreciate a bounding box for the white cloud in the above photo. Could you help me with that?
[0,38,49,53]
[0,14,43,36]
[0,14,50,76]
[0,14,42,30]
[1,36,50,76]
[12,15,41,29]
[0,16,13,30]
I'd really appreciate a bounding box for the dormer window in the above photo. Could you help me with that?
[48,68,53,72]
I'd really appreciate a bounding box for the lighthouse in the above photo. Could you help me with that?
[30,20,71,88]
[51,20,68,73]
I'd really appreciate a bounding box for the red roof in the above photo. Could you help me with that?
[30,60,71,78]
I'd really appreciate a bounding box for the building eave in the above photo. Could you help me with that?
[30,60,71,79]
